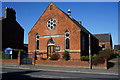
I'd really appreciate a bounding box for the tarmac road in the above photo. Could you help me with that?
[1,68,119,80]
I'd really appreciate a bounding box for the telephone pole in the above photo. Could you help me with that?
[89,34,92,69]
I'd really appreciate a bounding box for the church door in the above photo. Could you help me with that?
[47,38,55,58]
[47,45,55,58]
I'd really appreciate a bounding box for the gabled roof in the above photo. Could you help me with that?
[93,33,112,42]
[30,2,91,35]
[58,4,91,34]
[71,18,91,34]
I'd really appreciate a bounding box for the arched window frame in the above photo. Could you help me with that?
[36,33,39,51]
[65,30,70,50]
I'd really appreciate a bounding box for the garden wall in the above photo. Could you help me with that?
[36,60,107,69]
[0,59,107,69]
[0,59,18,64]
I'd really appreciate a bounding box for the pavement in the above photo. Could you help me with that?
[108,57,120,70]
[1,63,119,76]
[1,57,120,76]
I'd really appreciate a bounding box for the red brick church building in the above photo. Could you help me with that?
[28,3,98,60]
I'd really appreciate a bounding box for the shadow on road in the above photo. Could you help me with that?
[107,62,115,69]
[2,70,60,80]
[1,68,119,80]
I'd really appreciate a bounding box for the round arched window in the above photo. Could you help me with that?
[47,18,56,30]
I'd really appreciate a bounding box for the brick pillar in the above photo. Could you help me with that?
[105,59,108,69]
[32,51,36,65]
[18,51,21,65]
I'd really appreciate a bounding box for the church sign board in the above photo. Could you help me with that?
[55,46,60,51]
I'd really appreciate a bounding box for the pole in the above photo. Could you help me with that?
[11,55,12,59]
[10,50,12,59]
[89,34,92,69]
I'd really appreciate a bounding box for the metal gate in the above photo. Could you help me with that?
[20,54,32,65]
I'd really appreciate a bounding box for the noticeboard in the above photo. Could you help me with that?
[4,48,13,55]
[55,46,60,51]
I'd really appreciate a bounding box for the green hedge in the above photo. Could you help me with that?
[0,51,11,59]
[80,56,89,61]
[0,49,27,59]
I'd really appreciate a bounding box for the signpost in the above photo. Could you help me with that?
[4,47,13,59]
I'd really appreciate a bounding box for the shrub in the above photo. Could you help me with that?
[92,55,105,65]
[49,53,60,60]
[92,49,114,65]
[80,54,105,65]
[109,53,117,60]
[92,54,97,59]
[41,58,47,60]
[99,49,114,60]
[1,51,11,59]
[62,51,70,61]
[81,56,89,61]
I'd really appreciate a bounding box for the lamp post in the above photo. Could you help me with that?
[89,34,92,69]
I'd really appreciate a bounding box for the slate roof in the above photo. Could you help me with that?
[93,33,111,42]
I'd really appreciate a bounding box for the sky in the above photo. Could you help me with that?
[1,2,119,46]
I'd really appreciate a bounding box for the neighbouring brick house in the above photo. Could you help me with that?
[114,45,120,55]
[1,7,24,50]
[94,33,113,50]
[114,45,120,50]
[28,3,99,60]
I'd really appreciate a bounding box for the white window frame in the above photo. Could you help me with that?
[36,33,40,51]
[65,31,70,50]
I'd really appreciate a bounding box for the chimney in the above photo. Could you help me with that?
[4,7,16,20]
[78,21,82,24]
[68,9,71,17]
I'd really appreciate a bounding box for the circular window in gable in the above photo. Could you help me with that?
[47,18,56,30]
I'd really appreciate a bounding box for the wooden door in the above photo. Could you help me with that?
[47,45,54,58]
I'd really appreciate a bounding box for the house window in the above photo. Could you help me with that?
[65,30,70,50]
[36,33,39,50]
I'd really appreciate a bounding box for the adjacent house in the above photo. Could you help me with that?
[93,33,113,50]
[1,7,24,50]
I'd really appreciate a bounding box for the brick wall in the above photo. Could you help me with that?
[36,60,107,69]
[36,60,89,66]
[0,59,107,69]
[0,59,18,64]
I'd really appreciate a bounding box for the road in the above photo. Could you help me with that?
[0,68,119,80]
